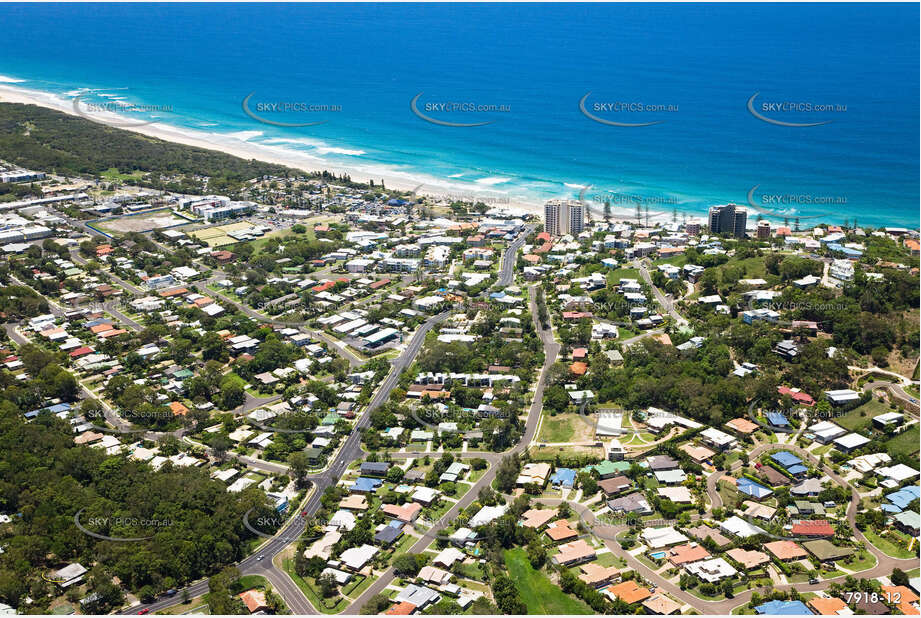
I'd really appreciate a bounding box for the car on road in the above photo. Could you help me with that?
[257,555,265,561]
[138,609,150,615]
[809,578,819,585]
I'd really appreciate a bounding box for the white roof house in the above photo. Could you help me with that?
[329,509,357,531]
[877,464,920,483]
[640,526,689,548]
[433,546,466,568]
[226,477,256,493]
[873,412,905,427]
[595,410,626,436]
[700,427,737,450]
[720,515,767,538]
[412,486,440,505]
[834,433,871,451]
[54,563,88,588]
[808,421,848,443]
[469,505,507,528]
[395,584,441,610]
[339,544,378,571]
[824,389,860,404]
[850,452,891,473]
[685,558,738,583]
[654,469,687,484]
[320,567,352,585]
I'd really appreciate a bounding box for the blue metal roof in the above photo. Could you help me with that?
[550,468,577,487]
[25,402,72,418]
[755,600,811,615]
[737,477,773,499]
[887,488,919,510]
[771,451,802,467]
[826,243,863,257]
[350,477,382,493]
[766,412,790,426]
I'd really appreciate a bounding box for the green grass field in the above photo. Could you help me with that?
[887,425,920,457]
[863,529,916,559]
[716,256,768,280]
[250,228,315,253]
[538,415,576,442]
[834,399,891,431]
[504,548,592,615]
[605,268,641,283]
[537,412,595,443]
[653,255,689,267]
[100,167,146,182]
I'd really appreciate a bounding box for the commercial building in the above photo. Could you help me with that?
[0,169,46,183]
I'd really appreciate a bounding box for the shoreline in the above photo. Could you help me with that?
[0,81,672,224]
[5,80,898,230]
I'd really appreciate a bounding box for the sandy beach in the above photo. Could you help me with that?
[0,82,540,212]
[0,81,676,224]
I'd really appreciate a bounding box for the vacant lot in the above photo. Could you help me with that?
[504,548,592,615]
[530,444,605,463]
[96,210,187,234]
[834,399,891,431]
[538,413,595,443]
[886,424,920,458]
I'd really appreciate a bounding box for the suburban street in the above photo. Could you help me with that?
[496,225,533,288]
[638,258,689,326]
[345,284,559,612]
[191,270,365,369]
[121,309,453,614]
[532,439,919,615]
[17,217,915,617]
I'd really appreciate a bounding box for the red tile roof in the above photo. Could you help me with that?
[791,520,834,536]
[385,602,416,615]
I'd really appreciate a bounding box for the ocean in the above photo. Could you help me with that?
[0,3,917,227]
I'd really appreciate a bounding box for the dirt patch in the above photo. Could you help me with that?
[99,212,188,233]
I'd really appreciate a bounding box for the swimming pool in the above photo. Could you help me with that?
[649,551,666,560]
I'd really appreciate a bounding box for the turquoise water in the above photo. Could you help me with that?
[0,3,917,227]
